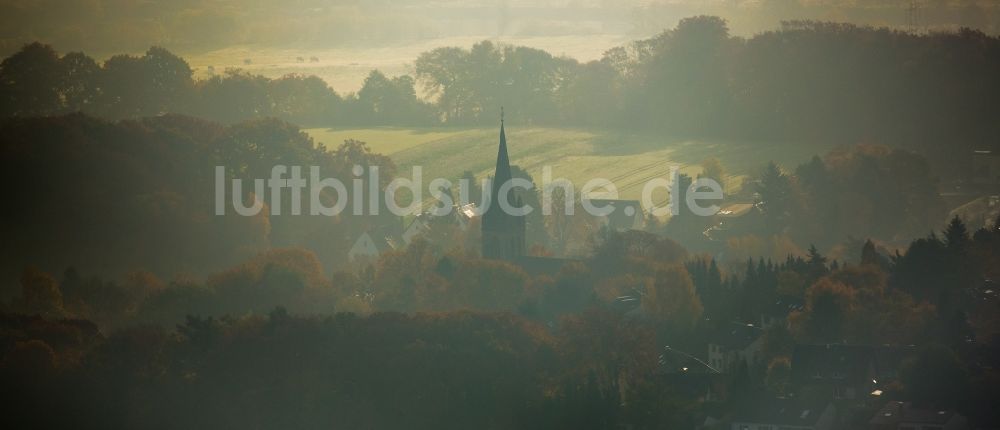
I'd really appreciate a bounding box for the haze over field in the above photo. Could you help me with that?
[4,0,1000,91]
[305,126,836,201]
[185,34,630,93]
[4,1,1000,428]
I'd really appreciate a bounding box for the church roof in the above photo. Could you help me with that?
[490,112,513,200]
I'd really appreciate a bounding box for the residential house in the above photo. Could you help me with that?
[791,344,916,401]
[708,323,764,373]
[582,198,644,231]
[730,397,837,430]
[869,401,968,430]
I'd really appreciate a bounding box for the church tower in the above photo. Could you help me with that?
[481,109,526,260]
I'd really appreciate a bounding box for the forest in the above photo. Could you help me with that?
[4,219,1000,427]
[3,17,1000,158]
[3,8,1000,430]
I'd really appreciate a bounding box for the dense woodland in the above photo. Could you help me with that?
[3,17,1000,159]
[3,14,1000,430]
[4,219,1000,427]
[0,112,951,289]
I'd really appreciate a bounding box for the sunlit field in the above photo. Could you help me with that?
[185,34,630,93]
[306,126,836,202]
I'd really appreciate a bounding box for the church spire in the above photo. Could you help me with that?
[492,106,512,197]
[481,107,525,261]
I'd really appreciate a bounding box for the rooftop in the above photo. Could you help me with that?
[869,401,961,426]
[731,397,832,426]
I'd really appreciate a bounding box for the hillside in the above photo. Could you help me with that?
[306,126,835,203]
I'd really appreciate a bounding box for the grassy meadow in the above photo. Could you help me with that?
[306,126,835,204]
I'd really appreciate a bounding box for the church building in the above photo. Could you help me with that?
[481,111,527,261]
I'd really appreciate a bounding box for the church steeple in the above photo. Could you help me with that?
[482,107,526,261]
[492,107,512,199]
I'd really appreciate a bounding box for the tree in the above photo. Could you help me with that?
[58,51,101,113]
[860,239,880,266]
[789,278,855,343]
[97,46,193,119]
[415,46,473,122]
[591,230,688,276]
[194,69,273,123]
[17,267,63,315]
[268,74,342,126]
[699,157,726,190]
[458,170,482,206]
[765,357,792,395]
[632,15,732,134]
[891,234,956,302]
[806,244,828,281]
[641,265,703,333]
[356,70,431,125]
[757,162,795,234]
[451,258,533,311]
[510,165,550,250]
[901,345,969,409]
[944,215,970,253]
[0,42,65,116]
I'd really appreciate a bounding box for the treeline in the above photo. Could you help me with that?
[4,17,1000,157]
[0,113,400,289]
[417,16,1000,155]
[0,112,951,293]
[8,209,1000,353]
[0,309,684,429]
[686,217,1000,421]
[3,214,999,426]
[0,44,436,127]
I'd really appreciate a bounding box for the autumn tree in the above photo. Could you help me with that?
[789,278,855,343]
[17,267,63,316]
[641,265,703,333]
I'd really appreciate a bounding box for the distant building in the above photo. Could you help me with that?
[707,323,764,373]
[348,232,390,263]
[791,344,915,401]
[730,397,837,430]
[479,113,581,275]
[971,150,1000,185]
[759,298,803,329]
[583,198,644,231]
[704,202,765,242]
[868,401,968,430]
[402,202,479,245]
[481,112,526,261]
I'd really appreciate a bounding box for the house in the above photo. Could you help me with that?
[759,298,803,329]
[655,370,722,403]
[403,202,481,244]
[730,397,837,430]
[791,344,876,401]
[707,323,764,373]
[401,216,429,245]
[582,198,644,231]
[348,231,392,263]
[704,202,765,242]
[971,150,1000,185]
[790,344,916,401]
[868,401,968,430]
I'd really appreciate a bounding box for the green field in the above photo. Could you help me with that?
[305,126,834,203]
[183,34,627,94]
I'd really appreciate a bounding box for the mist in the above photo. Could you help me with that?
[3,1,998,56]
[3,1,1000,429]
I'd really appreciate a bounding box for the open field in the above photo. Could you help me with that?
[183,34,630,94]
[305,126,837,204]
